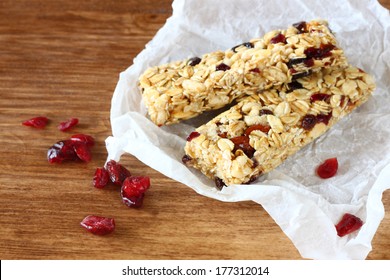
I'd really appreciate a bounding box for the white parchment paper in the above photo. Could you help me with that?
[106,0,390,259]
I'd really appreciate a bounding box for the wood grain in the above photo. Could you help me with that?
[0,0,389,260]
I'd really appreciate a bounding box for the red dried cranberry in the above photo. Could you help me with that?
[304,58,315,67]
[72,141,91,162]
[182,155,192,165]
[80,215,115,235]
[188,57,201,66]
[22,116,49,129]
[270,33,286,44]
[230,135,255,158]
[304,44,335,59]
[310,93,330,103]
[244,124,271,135]
[218,131,228,138]
[259,109,273,115]
[335,213,363,237]
[106,160,131,186]
[214,177,226,190]
[250,68,261,73]
[93,167,110,189]
[232,42,254,53]
[186,131,200,142]
[216,63,230,71]
[316,113,332,125]
[71,134,95,147]
[293,21,307,33]
[301,114,317,130]
[58,118,79,132]
[316,157,338,179]
[121,176,150,208]
[47,140,78,163]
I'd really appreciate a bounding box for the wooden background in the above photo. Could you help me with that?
[0,0,389,260]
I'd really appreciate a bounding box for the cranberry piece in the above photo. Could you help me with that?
[287,57,312,68]
[304,58,315,67]
[230,135,255,158]
[47,140,78,163]
[270,33,286,44]
[259,109,273,116]
[188,57,201,66]
[293,21,307,33]
[186,131,200,142]
[335,213,363,237]
[232,42,254,53]
[310,93,330,103]
[250,68,261,73]
[244,124,271,135]
[287,81,303,92]
[218,131,228,138]
[214,177,226,190]
[182,155,192,165]
[121,176,151,208]
[93,167,110,189]
[73,141,92,162]
[316,113,332,125]
[106,160,131,186]
[58,117,79,132]
[316,157,338,179]
[301,114,317,130]
[22,116,49,129]
[304,44,335,59]
[215,63,230,71]
[80,215,115,235]
[71,134,95,147]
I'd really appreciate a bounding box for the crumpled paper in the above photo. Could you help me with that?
[106,0,390,259]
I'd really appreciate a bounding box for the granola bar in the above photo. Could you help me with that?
[182,66,375,187]
[139,20,348,126]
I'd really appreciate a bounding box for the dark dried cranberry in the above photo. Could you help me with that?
[292,70,312,80]
[80,215,115,235]
[293,21,307,33]
[93,167,110,189]
[287,57,306,68]
[335,213,363,237]
[270,33,286,44]
[106,160,131,186]
[310,93,330,103]
[244,124,271,135]
[58,118,79,132]
[287,81,303,92]
[216,63,230,71]
[230,135,255,158]
[301,114,317,130]
[259,109,273,116]
[218,131,228,138]
[231,42,254,53]
[316,113,332,125]
[121,176,150,208]
[214,177,226,190]
[186,131,200,142]
[316,157,338,179]
[304,44,335,59]
[47,140,78,163]
[304,58,315,67]
[73,141,92,162]
[188,57,201,66]
[182,155,192,165]
[22,116,49,129]
[71,134,95,147]
[250,68,261,73]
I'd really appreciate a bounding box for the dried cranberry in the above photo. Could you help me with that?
[215,63,230,71]
[22,116,49,129]
[182,155,192,165]
[244,124,271,135]
[80,215,115,235]
[287,81,303,92]
[232,42,254,53]
[214,177,226,190]
[293,21,307,33]
[70,134,95,147]
[270,33,286,44]
[316,113,332,125]
[186,131,200,142]
[335,213,363,237]
[47,140,78,163]
[316,157,338,179]
[230,135,255,158]
[93,167,110,189]
[304,58,315,67]
[310,93,330,103]
[72,141,92,162]
[188,57,201,66]
[304,44,335,59]
[287,57,312,68]
[301,114,317,130]
[58,117,79,132]
[121,176,150,208]
[250,68,261,73]
[259,109,273,116]
[218,131,228,138]
[106,160,131,186]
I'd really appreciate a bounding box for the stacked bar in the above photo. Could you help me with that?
[139,20,348,126]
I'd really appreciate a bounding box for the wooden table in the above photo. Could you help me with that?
[1,0,389,260]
